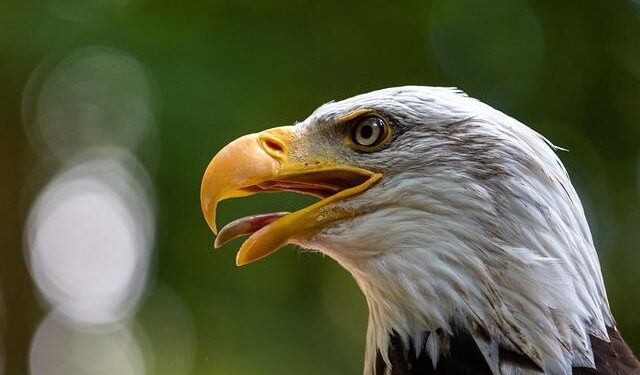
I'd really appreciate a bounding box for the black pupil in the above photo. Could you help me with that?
[360,124,374,139]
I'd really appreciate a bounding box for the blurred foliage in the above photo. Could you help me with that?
[1,0,640,374]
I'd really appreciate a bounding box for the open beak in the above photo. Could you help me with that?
[200,126,382,266]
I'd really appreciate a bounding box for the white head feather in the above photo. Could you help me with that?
[292,86,612,374]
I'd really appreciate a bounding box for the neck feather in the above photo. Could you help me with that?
[311,170,613,374]
[336,240,608,375]
[304,114,613,374]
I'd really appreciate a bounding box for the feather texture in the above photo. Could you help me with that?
[289,86,638,374]
[376,327,639,375]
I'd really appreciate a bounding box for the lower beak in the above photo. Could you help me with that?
[200,126,381,265]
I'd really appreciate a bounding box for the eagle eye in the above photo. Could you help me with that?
[349,115,389,150]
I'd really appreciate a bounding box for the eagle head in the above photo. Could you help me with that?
[201,87,635,374]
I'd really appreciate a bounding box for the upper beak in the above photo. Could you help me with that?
[200,125,382,266]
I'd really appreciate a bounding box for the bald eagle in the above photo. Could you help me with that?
[200,86,639,374]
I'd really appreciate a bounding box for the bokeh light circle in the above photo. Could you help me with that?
[30,311,145,375]
[25,149,154,324]
[22,47,155,161]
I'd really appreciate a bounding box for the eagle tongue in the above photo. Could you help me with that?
[214,212,290,249]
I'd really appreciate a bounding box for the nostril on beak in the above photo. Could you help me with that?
[257,126,294,160]
[258,134,287,160]
[264,139,284,153]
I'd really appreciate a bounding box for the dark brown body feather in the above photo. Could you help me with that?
[377,327,640,375]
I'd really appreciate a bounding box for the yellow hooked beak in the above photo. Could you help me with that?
[200,126,382,266]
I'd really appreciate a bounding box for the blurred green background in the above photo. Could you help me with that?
[1,0,640,374]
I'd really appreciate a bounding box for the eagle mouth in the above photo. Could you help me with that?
[200,129,382,265]
[212,169,380,261]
